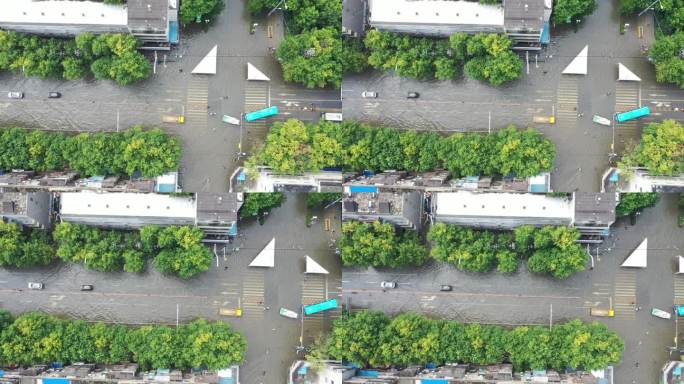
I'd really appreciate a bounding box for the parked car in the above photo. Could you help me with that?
[380,281,396,289]
[80,284,94,291]
[48,92,61,98]
[8,91,23,99]
[439,285,453,291]
[652,307,672,320]
[361,91,377,98]
[407,92,420,99]
[279,307,299,319]
[28,282,43,290]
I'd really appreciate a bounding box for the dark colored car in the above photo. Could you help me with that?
[440,285,453,291]
[80,284,94,291]
[48,92,61,98]
[407,92,420,99]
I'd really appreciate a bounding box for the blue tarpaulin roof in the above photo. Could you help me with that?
[350,185,378,193]
[157,184,176,193]
[169,21,179,44]
[237,171,247,182]
[419,379,448,384]
[229,222,237,236]
[541,21,550,44]
[218,377,235,384]
[358,370,379,377]
[530,184,547,193]
[0,370,4,377]
[42,378,70,384]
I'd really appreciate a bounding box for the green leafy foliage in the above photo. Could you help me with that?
[53,223,211,279]
[0,126,181,177]
[239,193,285,219]
[428,223,588,278]
[616,193,660,217]
[151,226,213,279]
[364,30,522,86]
[0,222,54,268]
[277,28,367,88]
[248,0,340,34]
[552,0,597,25]
[326,310,389,367]
[619,120,684,176]
[306,192,342,208]
[0,31,150,85]
[180,0,225,24]
[325,311,623,371]
[0,312,246,369]
[251,119,555,178]
[339,221,429,268]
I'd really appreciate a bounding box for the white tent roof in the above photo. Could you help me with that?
[192,45,217,75]
[618,63,641,81]
[621,238,647,268]
[678,256,684,274]
[562,45,588,75]
[247,62,270,81]
[305,255,329,274]
[249,238,275,267]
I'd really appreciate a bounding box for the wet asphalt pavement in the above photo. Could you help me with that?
[0,0,340,193]
[342,0,684,192]
[343,193,684,383]
[0,194,342,384]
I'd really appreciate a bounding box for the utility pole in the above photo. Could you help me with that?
[638,0,662,16]
[267,0,286,16]
[526,51,530,75]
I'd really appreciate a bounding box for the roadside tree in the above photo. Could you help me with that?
[552,0,597,25]
[616,192,660,217]
[180,0,225,24]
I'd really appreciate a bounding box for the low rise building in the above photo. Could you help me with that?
[0,190,52,229]
[0,0,179,49]
[230,166,343,193]
[58,191,242,237]
[0,364,239,384]
[431,191,617,240]
[289,361,612,384]
[342,189,424,230]
[350,0,552,50]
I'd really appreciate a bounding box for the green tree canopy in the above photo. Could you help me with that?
[339,221,429,268]
[616,192,660,217]
[0,222,54,268]
[277,28,366,88]
[552,0,597,25]
[239,193,285,219]
[620,120,684,176]
[0,311,246,369]
[180,0,225,24]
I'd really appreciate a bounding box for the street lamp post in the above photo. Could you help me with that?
[267,0,287,17]
[638,0,663,16]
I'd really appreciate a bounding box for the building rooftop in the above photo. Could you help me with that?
[60,191,196,221]
[368,0,505,27]
[434,191,572,220]
[0,192,29,217]
[504,0,544,31]
[196,193,242,225]
[0,0,127,27]
[128,0,168,32]
[574,193,617,225]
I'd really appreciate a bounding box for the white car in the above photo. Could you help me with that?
[28,282,43,290]
[8,91,23,99]
[380,281,396,289]
[361,91,377,98]
[652,308,672,319]
[279,307,298,319]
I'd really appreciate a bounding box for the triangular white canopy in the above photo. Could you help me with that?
[678,256,684,274]
[249,238,275,267]
[562,45,588,75]
[305,255,329,274]
[618,63,641,81]
[621,238,647,268]
[192,45,217,75]
[247,62,270,81]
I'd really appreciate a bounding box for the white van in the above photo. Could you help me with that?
[321,112,343,122]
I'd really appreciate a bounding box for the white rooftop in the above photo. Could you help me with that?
[60,191,196,220]
[434,191,573,219]
[0,0,127,26]
[369,0,505,27]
